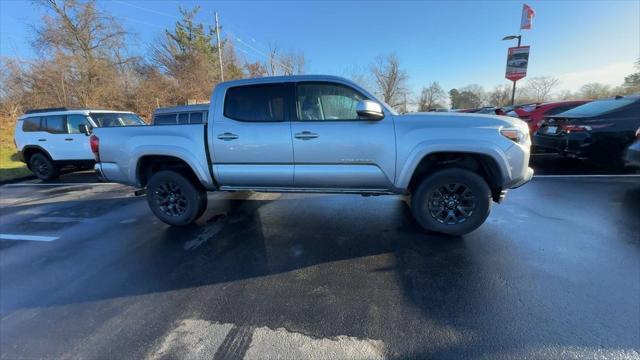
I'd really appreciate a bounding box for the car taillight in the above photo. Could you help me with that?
[90,134,100,162]
[635,128,640,139]
[560,124,592,133]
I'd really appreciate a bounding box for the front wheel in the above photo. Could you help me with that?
[146,170,207,226]
[411,168,491,236]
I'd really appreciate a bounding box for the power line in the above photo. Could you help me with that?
[113,0,294,72]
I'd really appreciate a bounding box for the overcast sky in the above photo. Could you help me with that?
[1,0,638,94]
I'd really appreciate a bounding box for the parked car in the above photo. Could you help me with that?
[624,127,640,168]
[91,75,533,236]
[457,107,498,114]
[152,104,209,125]
[14,108,146,180]
[534,95,640,166]
[510,100,590,133]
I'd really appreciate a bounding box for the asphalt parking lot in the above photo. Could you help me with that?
[1,161,639,359]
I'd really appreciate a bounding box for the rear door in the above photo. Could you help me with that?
[211,82,295,187]
[290,81,396,189]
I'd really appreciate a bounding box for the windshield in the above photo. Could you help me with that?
[557,98,635,117]
[90,112,146,127]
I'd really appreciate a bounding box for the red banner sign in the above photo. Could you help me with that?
[505,46,530,81]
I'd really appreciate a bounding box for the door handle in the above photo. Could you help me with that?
[64,138,73,141]
[294,131,318,140]
[217,132,239,141]
[38,139,46,142]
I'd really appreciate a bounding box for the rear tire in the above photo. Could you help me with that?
[146,170,207,226]
[411,168,491,236]
[29,153,59,181]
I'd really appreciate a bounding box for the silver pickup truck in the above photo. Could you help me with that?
[93,75,533,235]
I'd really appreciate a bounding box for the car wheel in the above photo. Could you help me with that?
[411,168,491,236]
[146,170,207,226]
[29,153,59,181]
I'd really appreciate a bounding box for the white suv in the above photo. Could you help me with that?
[14,108,146,180]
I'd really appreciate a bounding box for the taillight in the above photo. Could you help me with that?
[560,124,592,133]
[635,128,640,139]
[90,134,100,162]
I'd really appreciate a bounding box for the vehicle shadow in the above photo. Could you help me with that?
[1,190,638,358]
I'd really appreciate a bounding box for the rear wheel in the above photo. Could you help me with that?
[411,168,491,236]
[29,153,59,181]
[146,170,207,226]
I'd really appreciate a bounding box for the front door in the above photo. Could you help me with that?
[211,82,295,187]
[291,82,396,189]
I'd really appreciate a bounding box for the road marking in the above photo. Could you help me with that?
[534,174,640,178]
[30,217,86,223]
[0,234,59,242]
[1,182,113,187]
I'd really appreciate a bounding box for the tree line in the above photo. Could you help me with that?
[1,0,639,123]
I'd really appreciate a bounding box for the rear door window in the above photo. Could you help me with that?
[44,115,66,134]
[224,84,288,122]
[22,117,42,132]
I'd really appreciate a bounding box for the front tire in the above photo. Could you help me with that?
[146,170,207,226]
[411,168,491,236]
[29,153,59,181]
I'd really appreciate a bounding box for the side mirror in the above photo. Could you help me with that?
[78,124,91,135]
[356,100,384,120]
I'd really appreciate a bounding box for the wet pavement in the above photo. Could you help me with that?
[0,164,639,359]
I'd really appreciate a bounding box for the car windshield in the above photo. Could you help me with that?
[557,98,636,117]
[90,112,146,127]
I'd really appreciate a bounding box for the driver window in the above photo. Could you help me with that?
[67,115,88,134]
[296,82,366,121]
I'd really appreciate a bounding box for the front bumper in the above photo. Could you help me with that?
[624,141,640,168]
[510,167,534,189]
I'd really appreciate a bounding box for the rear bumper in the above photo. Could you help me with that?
[94,163,106,182]
[533,133,591,158]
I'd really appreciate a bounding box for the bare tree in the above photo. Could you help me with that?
[370,53,409,109]
[265,44,305,76]
[417,81,446,111]
[487,84,512,107]
[580,83,612,99]
[33,0,133,107]
[520,76,560,102]
[556,89,575,100]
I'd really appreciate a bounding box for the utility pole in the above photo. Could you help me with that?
[510,35,521,105]
[215,11,224,82]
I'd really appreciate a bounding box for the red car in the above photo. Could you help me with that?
[508,100,590,133]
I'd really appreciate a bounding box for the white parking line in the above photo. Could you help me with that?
[534,174,640,178]
[0,234,59,242]
[1,183,112,187]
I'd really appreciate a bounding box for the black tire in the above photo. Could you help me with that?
[411,168,491,236]
[28,153,59,181]
[146,170,207,226]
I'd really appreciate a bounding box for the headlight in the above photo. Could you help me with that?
[500,128,527,144]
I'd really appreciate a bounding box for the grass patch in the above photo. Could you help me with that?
[0,122,32,182]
